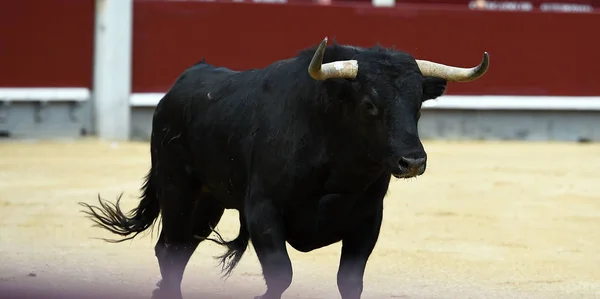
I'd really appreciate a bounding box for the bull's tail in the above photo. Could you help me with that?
[79,170,160,243]
[197,215,250,279]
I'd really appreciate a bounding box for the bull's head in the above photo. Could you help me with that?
[307,37,489,179]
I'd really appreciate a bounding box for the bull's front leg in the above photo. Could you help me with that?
[336,206,383,299]
[336,174,388,299]
[245,196,293,299]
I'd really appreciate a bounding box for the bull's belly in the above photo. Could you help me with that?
[284,213,356,252]
[286,234,344,253]
[283,193,368,253]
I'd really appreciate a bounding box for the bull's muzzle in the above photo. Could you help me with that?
[393,156,427,179]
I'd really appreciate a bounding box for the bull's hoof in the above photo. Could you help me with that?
[152,289,182,299]
[151,281,182,299]
[151,288,165,299]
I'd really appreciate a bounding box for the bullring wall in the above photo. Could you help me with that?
[1,0,599,141]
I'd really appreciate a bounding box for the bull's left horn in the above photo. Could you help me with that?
[416,52,490,82]
[308,37,358,81]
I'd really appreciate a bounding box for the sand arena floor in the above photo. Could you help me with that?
[0,138,599,299]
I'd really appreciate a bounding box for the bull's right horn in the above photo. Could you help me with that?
[308,37,359,81]
[416,52,490,82]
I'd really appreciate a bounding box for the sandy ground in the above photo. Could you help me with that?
[0,138,599,299]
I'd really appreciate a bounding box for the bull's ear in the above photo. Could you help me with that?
[422,76,447,102]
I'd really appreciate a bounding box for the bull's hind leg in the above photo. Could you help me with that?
[152,188,224,299]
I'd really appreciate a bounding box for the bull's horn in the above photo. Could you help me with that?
[416,52,490,82]
[308,37,358,81]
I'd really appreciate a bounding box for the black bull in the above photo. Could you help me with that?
[80,38,489,299]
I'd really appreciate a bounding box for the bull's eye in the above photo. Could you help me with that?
[362,99,378,116]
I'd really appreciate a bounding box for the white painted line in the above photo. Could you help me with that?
[3,89,599,111]
[130,92,600,111]
[421,95,600,111]
[0,88,91,102]
[130,92,167,107]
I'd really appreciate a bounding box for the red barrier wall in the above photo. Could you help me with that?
[0,0,95,88]
[1,0,598,97]
[133,1,600,96]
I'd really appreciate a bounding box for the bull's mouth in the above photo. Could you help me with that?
[392,172,421,179]
[391,167,426,179]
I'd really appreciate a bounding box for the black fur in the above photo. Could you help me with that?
[80,40,453,299]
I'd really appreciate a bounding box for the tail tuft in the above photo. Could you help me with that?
[79,171,160,243]
[196,222,250,279]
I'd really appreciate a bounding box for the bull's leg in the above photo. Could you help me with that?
[336,207,383,299]
[336,175,388,299]
[151,181,195,299]
[152,189,224,299]
[245,198,293,299]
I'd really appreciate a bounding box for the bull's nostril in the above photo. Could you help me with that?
[398,157,410,169]
[399,157,427,170]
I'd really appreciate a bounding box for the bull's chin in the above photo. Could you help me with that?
[391,171,423,179]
